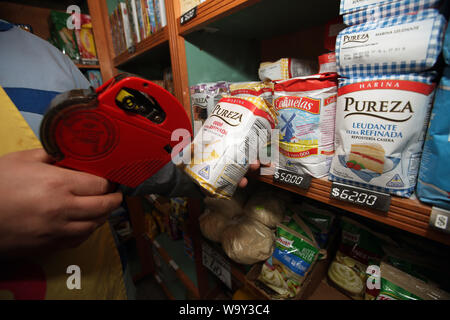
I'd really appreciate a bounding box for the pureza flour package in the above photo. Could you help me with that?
[184,96,277,199]
[329,73,437,197]
[336,9,446,77]
[342,0,441,26]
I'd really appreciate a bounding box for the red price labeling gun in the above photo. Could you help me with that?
[40,74,192,187]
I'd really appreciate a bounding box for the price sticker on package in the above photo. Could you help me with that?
[202,242,231,289]
[273,167,312,190]
[330,182,391,212]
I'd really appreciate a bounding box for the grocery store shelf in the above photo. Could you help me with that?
[113,27,169,67]
[151,233,200,299]
[178,0,259,36]
[252,173,450,246]
[178,0,339,39]
[76,63,100,69]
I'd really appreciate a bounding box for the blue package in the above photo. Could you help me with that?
[416,67,450,210]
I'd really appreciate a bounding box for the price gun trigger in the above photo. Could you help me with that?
[40,74,193,187]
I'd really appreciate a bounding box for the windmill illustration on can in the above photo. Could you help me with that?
[280,113,296,143]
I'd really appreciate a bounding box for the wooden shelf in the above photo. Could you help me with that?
[251,173,450,246]
[152,233,200,299]
[113,27,169,67]
[178,0,259,36]
[76,63,100,69]
[178,0,339,39]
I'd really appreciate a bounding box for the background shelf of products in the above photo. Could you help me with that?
[0,1,104,89]
[152,232,201,298]
[86,0,450,299]
[3,0,449,300]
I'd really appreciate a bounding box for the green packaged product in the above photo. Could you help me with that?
[49,11,80,61]
[286,202,336,249]
[297,202,336,249]
[257,223,320,299]
[377,262,450,300]
[284,214,318,247]
[327,217,394,300]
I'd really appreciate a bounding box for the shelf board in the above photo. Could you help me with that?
[76,63,100,69]
[251,173,450,246]
[178,0,260,36]
[152,233,200,299]
[178,0,339,39]
[113,27,169,67]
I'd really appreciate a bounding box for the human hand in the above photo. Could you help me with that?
[238,160,263,188]
[0,149,123,258]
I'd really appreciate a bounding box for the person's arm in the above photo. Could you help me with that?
[120,161,260,198]
[120,162,205,198]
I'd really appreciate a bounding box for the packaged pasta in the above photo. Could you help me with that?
[183,96,277,199]
[258,58,317,82]
[329,73,437,197]
[257,223,320,299]
[274,73,338,178]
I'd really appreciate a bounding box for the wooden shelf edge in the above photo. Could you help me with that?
[113,27,169,67]
[252,173,450,246]
[76,63,100,69]
[151,237,201,299]
[178,0,260,36]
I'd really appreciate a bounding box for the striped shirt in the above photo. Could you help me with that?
[0,19,90,138]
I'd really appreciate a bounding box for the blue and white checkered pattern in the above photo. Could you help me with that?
[329,173,415,197]
[336,9,446,77]
[343,0,441,26]
[338,72,437,87]
[340,0,404,15]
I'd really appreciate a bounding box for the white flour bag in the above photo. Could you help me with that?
[329,73,437,197]
[274,73,338,178]
[184,96,277,199]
